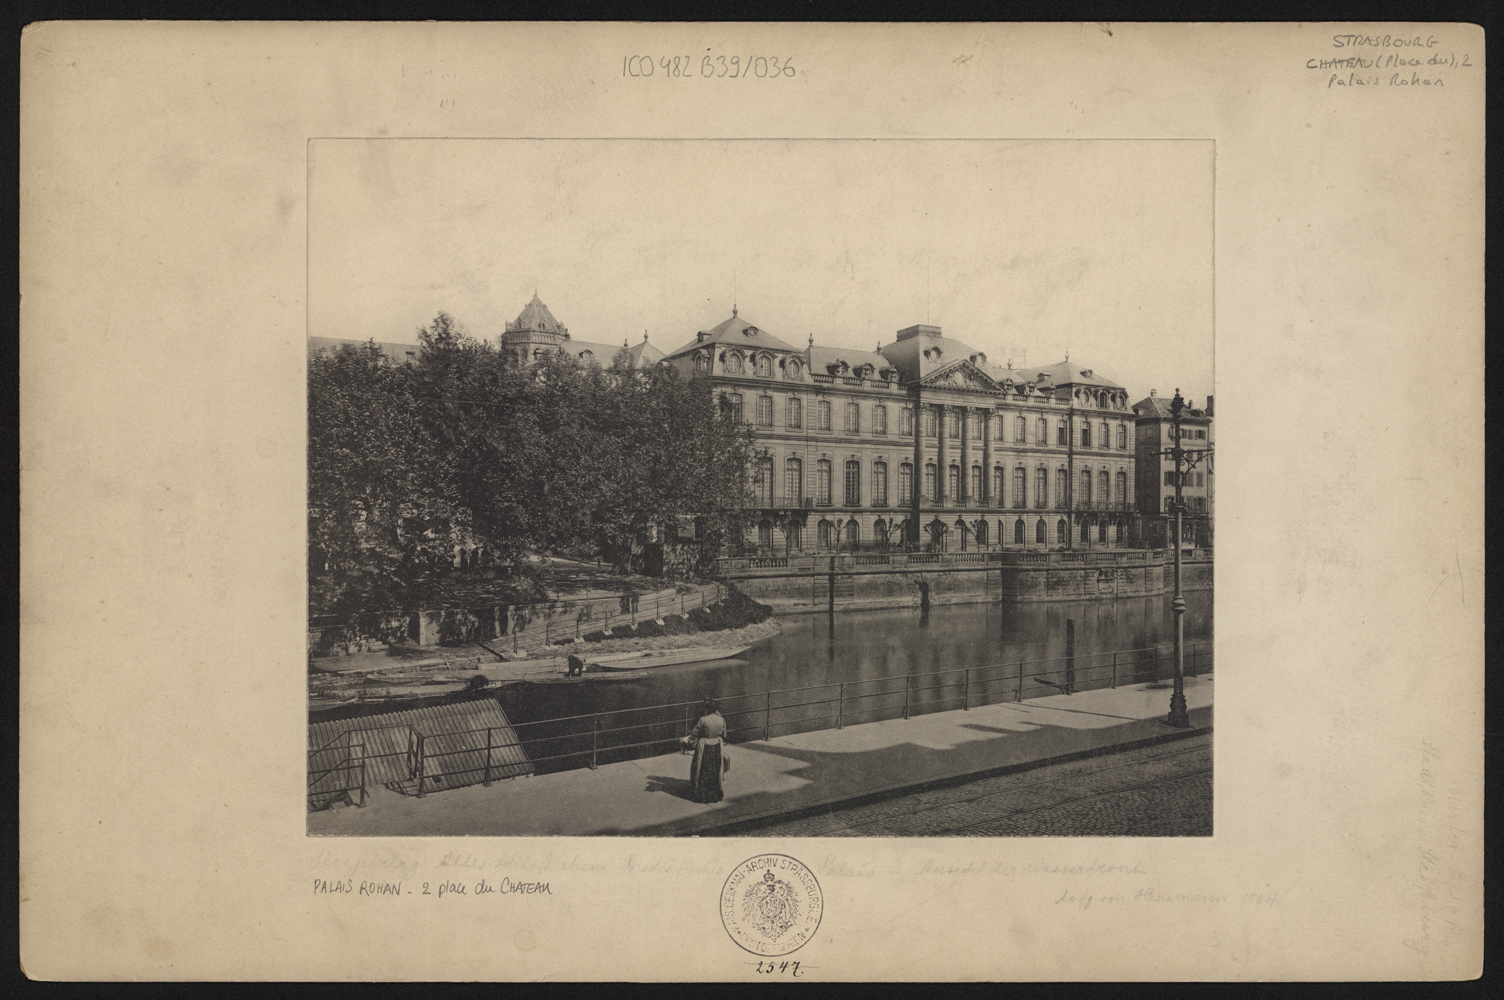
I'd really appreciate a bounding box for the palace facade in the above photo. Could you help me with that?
[660,309,1141,554]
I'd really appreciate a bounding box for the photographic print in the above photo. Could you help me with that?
[305,138,1215,838]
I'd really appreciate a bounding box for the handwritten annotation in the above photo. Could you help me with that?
[1309,33,1473,89]
[623,54,798,80]
[312,877,553,897]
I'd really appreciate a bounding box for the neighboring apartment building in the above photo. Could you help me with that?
[1132,390,1214,548]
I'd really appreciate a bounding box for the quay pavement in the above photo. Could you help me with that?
[308,675,1213,838]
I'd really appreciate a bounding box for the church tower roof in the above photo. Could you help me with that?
[506,293,569,339]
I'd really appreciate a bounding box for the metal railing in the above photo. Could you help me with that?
[309,641,1213,804]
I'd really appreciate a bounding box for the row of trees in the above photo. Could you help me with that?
[309,315,755,616]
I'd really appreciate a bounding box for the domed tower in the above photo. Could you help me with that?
[501,293,571,365]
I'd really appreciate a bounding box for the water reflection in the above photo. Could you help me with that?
[496,591,1212,734]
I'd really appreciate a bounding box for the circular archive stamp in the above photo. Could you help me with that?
[719,854,824,956]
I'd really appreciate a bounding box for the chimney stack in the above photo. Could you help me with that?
[1206,394,1214,416]
[1150,388,1157,398]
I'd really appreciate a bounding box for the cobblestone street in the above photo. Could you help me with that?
[741,731,1212,837]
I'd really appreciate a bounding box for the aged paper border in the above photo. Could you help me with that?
[19,22,1484,980]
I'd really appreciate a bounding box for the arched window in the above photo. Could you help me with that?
[534,347,546,361]
[784,458,802,503]
[816,400,832,431]
[845,401,860,433]
[1036,519,1047,544]
[1056,519,1067,544]
[924,409,937,438]
[1035,467,1048,507]
[874,405,888,435]
[1014,518,1025,544]
[975,519,988,547]
[1100,421,1111,449]
[899,462,913,504]
[1015,416,1027,442]
[816,459,833,505]
[817,519,835,549]
[872,462,888,506]
[1057,419,1069,446]
[1098,521,1108,543]
[1117,423,1128,449]
[901,407,914,436]
[1099,471,1110,505]
[844,460,861,506]
[725,351,744,374]
[844,520,859,548]
[757,520,773,548]
[874,520,889,548]
[755,354,772,377]
[970,464,982,500]
[754,457,773,505]
[1012,467,1026,508]
[1056,468,1069,508]
[1037,417,1049,444]
[1116,471,1128,504]
[786,396,802,429]
[993,467,1005,506]
[756,395,773,426]
[1081,469,1093,504]
[1081,423,1093,447]
[924,463,938,501]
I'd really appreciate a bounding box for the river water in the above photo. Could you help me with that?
[494,591,1212,772]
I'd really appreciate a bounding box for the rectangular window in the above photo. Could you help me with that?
[845,402,860,434]
[948,411,961,438]
[1100,422,1110,449]
[899,464,913,504]
[901,408,913,436]
[1081,424,1092,447]
[816,460,832,504]
[924,410,937,438]
[1057,420,1069,446]
[873,463,888,505]
[1195,472,1204,487]
[1081,470,1093,504]
[784,459,802,503]
[874,405,887,435]
[1117,424,1127,449]
[1012,468,1026,508]
[1037,417,1048,444]
[817,400,832,431]
[924,464,937,501]
[844,460,861,506]
[1015,416,1027,443]
[948,465,960,500]
[1196,429,1206,440]
[757,396,773,427]
[1165,470,1176,486]
[786,397,802,429]
[970,465,981,500]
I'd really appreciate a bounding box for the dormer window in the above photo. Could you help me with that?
[724,351,745,374]
[695,351,710,373]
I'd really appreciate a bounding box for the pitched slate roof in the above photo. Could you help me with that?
[806,345,898,378]
[664,310,801,359]
[1132,394,1212,420]
[507,293,569,336]
[1030,359,1123,389]
[307,337,422,364]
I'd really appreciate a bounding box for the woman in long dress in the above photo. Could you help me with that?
[684,699,727,803]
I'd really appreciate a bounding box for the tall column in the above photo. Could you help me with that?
[981,407,994,507]
[935,403,948,504]
[910,395,923,546]
[958,406,971,504]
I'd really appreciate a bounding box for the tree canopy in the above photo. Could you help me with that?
[308,315,753,615]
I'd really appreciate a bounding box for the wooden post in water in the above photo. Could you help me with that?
[836,683,844,729]
[1065,618,1076,695]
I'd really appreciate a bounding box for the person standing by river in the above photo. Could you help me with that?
[682,699,727,803]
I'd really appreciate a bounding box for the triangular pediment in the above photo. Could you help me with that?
[919,360,1002,392]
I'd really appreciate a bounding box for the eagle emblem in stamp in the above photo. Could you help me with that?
[720,854,824,956]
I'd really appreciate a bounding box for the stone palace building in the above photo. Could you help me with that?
[313,294,1214,556]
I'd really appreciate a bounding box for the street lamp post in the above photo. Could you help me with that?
[1156,389,1214,727]
[1165,390,1192,728]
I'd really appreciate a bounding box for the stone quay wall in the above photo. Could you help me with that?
[716,549,1212,613]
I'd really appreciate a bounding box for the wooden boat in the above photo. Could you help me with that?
[520,673,643,686]
[585,645,751,672]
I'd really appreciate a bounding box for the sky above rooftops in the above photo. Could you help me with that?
[309,139,1213,402]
